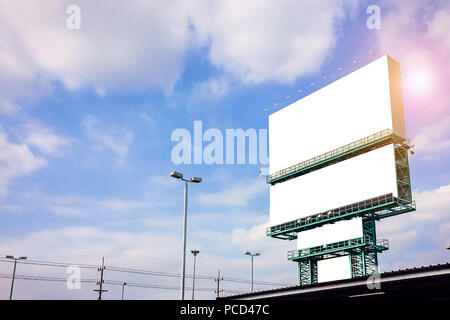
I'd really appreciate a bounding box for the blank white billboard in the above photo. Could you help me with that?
[296,217,363,250]
[268,56,406,283]
[318,256,351,283]
[270,144,398,227]
[269,55,405,175]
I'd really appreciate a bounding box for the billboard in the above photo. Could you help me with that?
[296,217,363,250]
[269,56,404,232]
[269,144,398,227]
[269,55,405,175]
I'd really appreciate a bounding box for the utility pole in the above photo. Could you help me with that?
[214,269,223,298]
[94,257,108,300]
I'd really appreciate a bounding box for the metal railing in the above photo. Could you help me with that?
[267,129,410,184]
[287,236,389,260]
[267,193,396,236]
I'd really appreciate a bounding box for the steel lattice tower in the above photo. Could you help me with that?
[267,129,415,284]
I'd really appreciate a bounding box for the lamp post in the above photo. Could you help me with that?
[191,250,200,300]
[244,251,260,292]
[121,282,127,300]
[5,255,27,300]
[170,171,202,300]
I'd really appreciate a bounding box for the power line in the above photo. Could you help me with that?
[0,273,97,283]
[0,273,244,294]
[0,258,294,287]
[0,258,98,269]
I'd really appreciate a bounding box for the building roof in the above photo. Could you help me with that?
[218,263,450,300]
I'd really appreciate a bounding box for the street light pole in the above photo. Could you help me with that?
[170,171,202,300]
[181,179,188,301]
[244,251,260,292]
[5,255,27,300]
[121,282,127,300]
[191,250,200,300]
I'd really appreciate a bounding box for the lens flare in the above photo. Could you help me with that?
[407,70,433,93]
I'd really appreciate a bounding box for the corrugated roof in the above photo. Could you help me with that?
[218,262,450,300]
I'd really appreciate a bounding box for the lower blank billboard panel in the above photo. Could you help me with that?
[269,144,398,226]
[297,218,363,249]
[318,256,351,283]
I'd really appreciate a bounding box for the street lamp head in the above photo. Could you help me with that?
[254,253,260,256]
[244,251,251,256]
[18,256,27,260]
[190,177,202,183]
[170,171,184,180]
[191,250,200,256]
[5,255,14,259]
[123,282,127,285]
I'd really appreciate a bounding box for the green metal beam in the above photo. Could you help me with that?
[288,235,388,262]
[267,129,410,185]
[267,193,415,240]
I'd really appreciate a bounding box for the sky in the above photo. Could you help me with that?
[0,0,449,300]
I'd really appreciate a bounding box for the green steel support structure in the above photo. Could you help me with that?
[267,130,415,286]
[289,229,388,284]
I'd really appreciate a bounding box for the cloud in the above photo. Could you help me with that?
[190,0,357,84]
[17,119,73,156]
[0,0,359,109]
[0,126,46,198]
[426,3,450,54]
[0,0,192,99]
[377,183,450,269]
[412,184,450,221]
[82,115,134,164]
[412,116,450,155]
[231,220,269,246]
[19,192,157,218]
[195,177,267,207]
[189,76,230,103]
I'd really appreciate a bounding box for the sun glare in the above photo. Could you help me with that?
[405,69,434,96]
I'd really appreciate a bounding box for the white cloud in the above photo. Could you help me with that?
[0,0,191,99]
[412,116,450,155]
[17,119,73,156]
[21,192,156,217]
[195,177,267,207]
[190,0,357,84]
[231,220,268,246]
[190,76,230,103]
[426,4,450,54]
[412,184,450,221]
[377,183,450,269]
[0,0,358,109]
[0,126,46,198]
[82,115,134,164]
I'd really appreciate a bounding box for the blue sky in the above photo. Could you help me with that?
[0,0,449,299]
